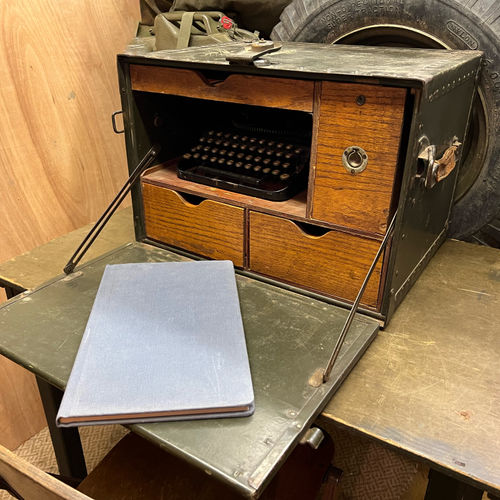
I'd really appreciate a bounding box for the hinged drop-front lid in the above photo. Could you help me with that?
[0,242,378,497]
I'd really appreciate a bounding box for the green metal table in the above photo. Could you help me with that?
[0,207,499,498]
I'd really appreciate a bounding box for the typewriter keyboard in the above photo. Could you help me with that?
[177,129,310,201]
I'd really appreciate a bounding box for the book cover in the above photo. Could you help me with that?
[56,260,254,427]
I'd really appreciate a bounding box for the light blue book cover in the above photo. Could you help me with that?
[56,260,254,427]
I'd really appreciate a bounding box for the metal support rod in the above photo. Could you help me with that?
[322,210,398,383]
[63,144,161,274]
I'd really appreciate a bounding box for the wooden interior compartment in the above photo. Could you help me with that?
[142,183,244,266]
[311,82,407,235]
[130,65,314,112]
[142,163,308,221]
[249,212,383,309]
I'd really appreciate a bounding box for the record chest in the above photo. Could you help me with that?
[117,42,482,323]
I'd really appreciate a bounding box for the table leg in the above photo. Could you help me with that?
[4,286,19,300]
[425,469,483,500]
[36,377,87,480]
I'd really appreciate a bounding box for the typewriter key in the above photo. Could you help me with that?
[262,167,271,174]
[277,142,284,149]
[216,131,223,137]
[235,162,243,168]
[267,140,275,147]
[254,156,262,163]
[284,153,293,160]
[285,144,293,150]
[211,148,218,154]
[203,146,211,152]
[210,157,217,164]
[232,134,239,140]
[241,136,248,142]
[294,148,302,155]
[249,145,257,152]
[236,152,245,159]
[263,158,271,166]
[253,165,262,172]
[258,139,266,145]
[218,158,225,165]
[240,144,248,151]
[271,169,280,176]
[276,151,283,158]
[280,173,290,180]
[224,132,231,138]
[223,141,230,147]
[249,138,256,143]
[245,155,253,162]
[182,153,192,160]
[244,163,252,170]
[231,143,239,149]
[201,154,208,161]
[192,153,200,160]
[227,151,235,157]
[214,139,222,145]
[272,160,281,167]
[257,147,265,154]
[199,137,206,143]
[282,162,291,170]
[227,160,234,167]
[265,150,273,156]
[220,149,227,156]
[208,130,215,136]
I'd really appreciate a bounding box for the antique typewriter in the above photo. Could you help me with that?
[176,110,311,201]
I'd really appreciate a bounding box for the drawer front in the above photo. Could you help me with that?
[311,82,406,235]
[143,183,244,266]
[130,65,314,112]
[249,212,383,308]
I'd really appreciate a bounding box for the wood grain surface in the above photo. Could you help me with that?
[143,184,244,266]
[0,0,139,450]
[130,65,314,112]
[0,1,139,265]
[0,442,91,500]
[312,83,406,235]
[0,357,46,451]
[143,163,308,220]
[249,212,383,308]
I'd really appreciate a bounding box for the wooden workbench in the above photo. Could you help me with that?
[0,207,498,496]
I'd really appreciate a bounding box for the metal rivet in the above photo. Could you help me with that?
[356,95,366,106]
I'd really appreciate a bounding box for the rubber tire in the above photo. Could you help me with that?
[271,0,500,240]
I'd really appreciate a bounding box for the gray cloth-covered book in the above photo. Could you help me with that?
[56,260,254,427]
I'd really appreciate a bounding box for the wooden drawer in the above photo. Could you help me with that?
[249,212,383,309]
[311,82,406,235]
[130,65,314,112]
[142,183,244,266]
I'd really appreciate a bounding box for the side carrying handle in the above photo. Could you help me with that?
[434,141,461,183]
[322,210,398,383]
[63,144,161,275]
[111,111,124,134]
[418,138,461,189]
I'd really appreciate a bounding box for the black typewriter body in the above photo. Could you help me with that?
[176,107,312,201]
[177,129,310,201]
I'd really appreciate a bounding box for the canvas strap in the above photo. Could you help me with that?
[177,11,195,49]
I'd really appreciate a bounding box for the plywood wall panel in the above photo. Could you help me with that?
[0,0,140,263]
[0,0,140,449]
